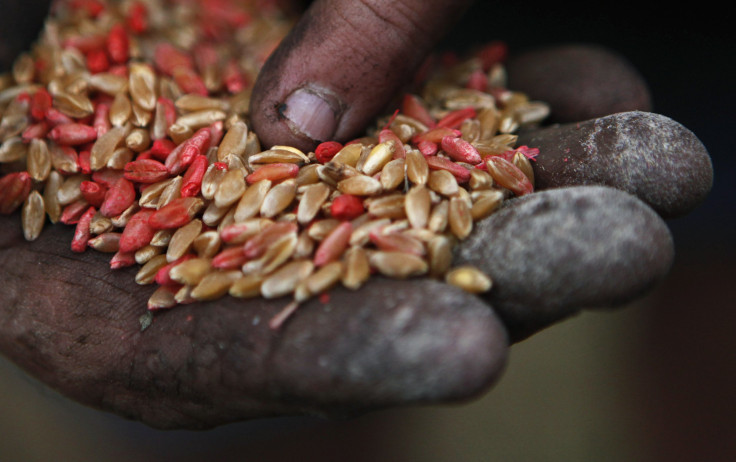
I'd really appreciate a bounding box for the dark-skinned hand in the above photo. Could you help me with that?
[0,0,712,429]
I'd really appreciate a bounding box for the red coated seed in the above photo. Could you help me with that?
[30,88,52,121]
[246,163,299,184]
[223,59,248,93]
[477,40,508,71]
[330,194,364,220]
[148,197,201,229]
[425,155,471,183]
[165,127,212,174]
[412,126,462,145]
[110,250,136,269]
[100,177,136,217]
[437,107,477,129]
[441,135,482,164]
[106,24,129,64]
[45,107,74,126]
[465,69,488,92]
[211,246,248,269]
[154,255,196,285]
[93,102,111,137]
[119,208,156,253]
[60,200,91,225]
[173,67,208,96]
[180,155,208,197]
[92,168,124,188]
[485,156,534,196]
[48,123,98,145]
[208,121,224,148]
[315,141,343,164]
[242,221,297,259]
[150,138,176,160]
[71,206,96,252]
[80,180,108,207]
[22,121,50,141]
[78,150,92,174]
[126,1,148,34]
[378,129,405,159]
[401,94,435,128]
[153,43,194,76]
[124,159,170,183]
[86,48,110,73]
[313,221,352,267]
[416,140,438,157]
[0,172,32,214]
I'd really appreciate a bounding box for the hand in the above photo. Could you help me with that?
[0,0,712,429]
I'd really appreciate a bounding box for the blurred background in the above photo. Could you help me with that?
[1,2,734,461]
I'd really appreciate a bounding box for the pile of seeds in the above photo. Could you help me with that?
[0,0,548,328]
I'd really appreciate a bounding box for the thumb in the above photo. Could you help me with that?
[249,0,472,151]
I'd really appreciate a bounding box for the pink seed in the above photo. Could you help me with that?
[315,141,343,163]
[223,59,248,93]
[45,107,75,127]
[119,208,156,253]
[60,200,91,225]
[110,250,136,269]
[124,159,170,183]
[150,138,176,161]
[425,156,471,183]
[378,129,405,159]
[80,180,108,207]
[100,177,136,217]
[313,221,352,267]
[148,197,201,229]
[0,172,32,214]
[485,156,534,196]
[173,67,208,96]
[242,221,297,259]
[93,102,111,137]
[165,127,212,174]
[77,150,92,174]
[211,246,248,269]
[416,140,438,157]
[154,255,196,285]
[30,89,52,121]
[153,43,194,76]
[330,194,364,220]
[48,123,98,145]
[22,121,50,141]
[401,94,435,128]
[437,107,477,129]
[106,24,129,64]
[441,135,482,164]
[91,169,119,191]
[412,126,462,145]
[465,69,488,92]
[180,155,207,197]
[71,206,96,252]
[246,163,299,184]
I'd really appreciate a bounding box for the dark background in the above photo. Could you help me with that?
[1,2,734,461]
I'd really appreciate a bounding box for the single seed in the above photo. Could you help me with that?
[445,265,493,293]
[369,251,428,278]
[21,191,45,241]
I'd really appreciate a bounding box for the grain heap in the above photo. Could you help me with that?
[0,0,548,328]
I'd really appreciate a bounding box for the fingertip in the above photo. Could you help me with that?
[250,0,473,150]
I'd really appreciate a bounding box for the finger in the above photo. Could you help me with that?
[519,111,713,218]
[506,44,652,123]
[249,0,473,151]
[0,215,507,429]
[455,185,674,342]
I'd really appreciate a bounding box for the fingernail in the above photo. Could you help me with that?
[280,87,340,142]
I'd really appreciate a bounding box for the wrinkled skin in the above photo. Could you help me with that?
[0,0,713,429]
